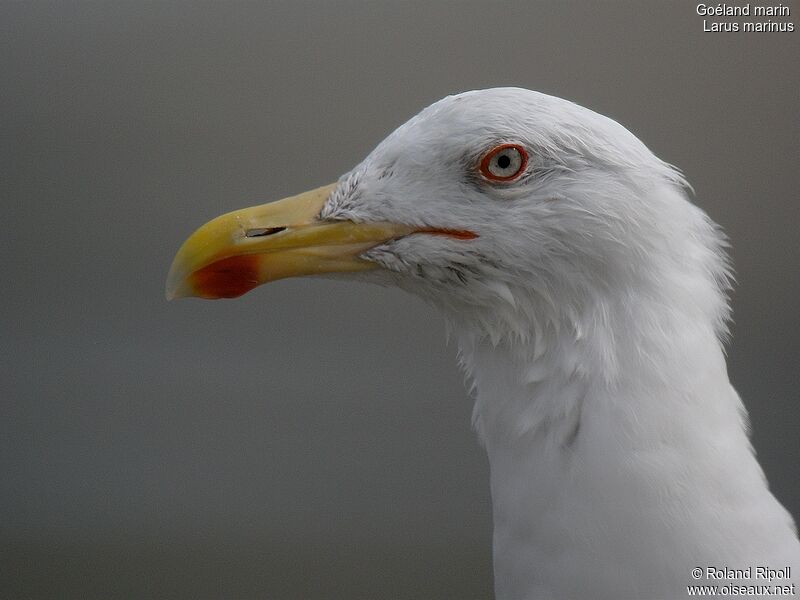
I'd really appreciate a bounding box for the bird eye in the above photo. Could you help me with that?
[479,144,528,182]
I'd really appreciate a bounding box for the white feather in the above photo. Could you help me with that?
[326,88,799,599]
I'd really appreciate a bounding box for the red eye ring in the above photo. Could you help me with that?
[479,143,529,182]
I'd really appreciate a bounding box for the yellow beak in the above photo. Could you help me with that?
[165,183,415,300]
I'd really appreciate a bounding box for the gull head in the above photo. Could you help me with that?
[167,87,731,344]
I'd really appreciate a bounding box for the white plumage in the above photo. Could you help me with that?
[170,87,800,599]
[321,88,800,599]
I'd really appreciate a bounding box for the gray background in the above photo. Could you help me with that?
[2,2,798,599]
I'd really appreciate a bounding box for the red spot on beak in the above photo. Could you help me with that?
[188,255,262,299]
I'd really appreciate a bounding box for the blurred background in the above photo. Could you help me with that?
[2,2,798,598]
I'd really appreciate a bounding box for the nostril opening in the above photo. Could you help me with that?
[246,226,287,238]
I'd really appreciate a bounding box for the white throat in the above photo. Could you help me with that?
[454,287,799,599]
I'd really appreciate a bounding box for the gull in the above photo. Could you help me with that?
[166,88,799,599]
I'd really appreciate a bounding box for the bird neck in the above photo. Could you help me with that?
[456,271,734,449]
[452,280,789,597]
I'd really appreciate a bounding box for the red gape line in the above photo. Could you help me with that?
[417,227,479,240]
